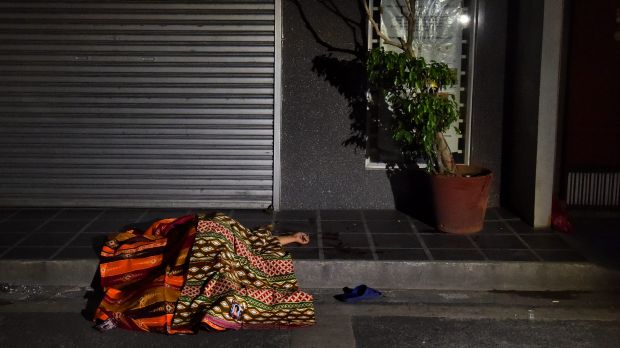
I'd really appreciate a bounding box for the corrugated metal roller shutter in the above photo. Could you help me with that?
[0,0,276,208]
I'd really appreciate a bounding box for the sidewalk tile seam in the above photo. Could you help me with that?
[360,210,378,260]
[49,210,107,260]
[0,209,20,223]
[463,233,489,261]
[0,209,65,259]
[407,216,434,261]
[502,219,545,261]
[315,210,324,260]
[320,246,425,250]
[0,208,592,264]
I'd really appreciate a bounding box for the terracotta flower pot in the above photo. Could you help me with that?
[430,165,493,234]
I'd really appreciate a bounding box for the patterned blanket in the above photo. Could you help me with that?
[94,214,315,334]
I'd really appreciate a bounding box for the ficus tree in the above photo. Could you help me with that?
[362,0,460,175]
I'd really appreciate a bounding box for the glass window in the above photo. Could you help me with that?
[366,0,474,167]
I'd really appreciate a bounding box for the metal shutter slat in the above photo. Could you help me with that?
[0,0,275,208]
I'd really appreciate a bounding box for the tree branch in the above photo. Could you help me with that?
[290,0,357,55]
[405,0,416,55]
[404,0,413,13]
[436,132,457,174]
[361,0,405,50]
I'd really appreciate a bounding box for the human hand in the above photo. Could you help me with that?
[293,232,310,245]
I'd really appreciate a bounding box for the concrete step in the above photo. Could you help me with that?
[2,287,620,323]
[1,259,620,291]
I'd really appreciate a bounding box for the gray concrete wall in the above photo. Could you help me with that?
[280,0,510,209]
[469,0,509,207]
[280,0,394,209]
[501,0,545,224]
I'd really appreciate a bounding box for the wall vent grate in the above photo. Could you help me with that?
[567,171,620,207]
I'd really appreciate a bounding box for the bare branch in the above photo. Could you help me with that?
[396,1,408,21]
[404,0,413,14]
[405,0,416,55]
[361,0,404,50]
[398,37,407,48]
[436,132,457,174]
[396,0,412,53]
[290,0,357,55]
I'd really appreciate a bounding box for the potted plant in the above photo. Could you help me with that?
[363,0,492,234]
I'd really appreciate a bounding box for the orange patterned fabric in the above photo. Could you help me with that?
[171,215,315,331]
[94,215,197,334]
[93,214,315,334]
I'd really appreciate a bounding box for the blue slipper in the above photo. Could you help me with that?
[334,285,382,303]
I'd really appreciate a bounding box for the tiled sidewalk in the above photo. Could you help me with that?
[0,208,586,262]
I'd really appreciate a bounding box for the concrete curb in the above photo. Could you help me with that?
[1,260,620,291]
[0,260,99,287]
[295,261,620,291]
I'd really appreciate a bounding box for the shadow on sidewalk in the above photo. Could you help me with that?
[566,211,620,270]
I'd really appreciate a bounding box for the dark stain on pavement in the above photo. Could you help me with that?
[489,290,591,300]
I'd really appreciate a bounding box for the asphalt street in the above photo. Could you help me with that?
[1,286,619,348]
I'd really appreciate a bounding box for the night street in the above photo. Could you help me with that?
[2,286,619,347]
[1,0,619,347]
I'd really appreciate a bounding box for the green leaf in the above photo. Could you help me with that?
[366,47,459,173]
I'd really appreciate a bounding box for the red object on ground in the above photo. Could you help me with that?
[551,196,573,233]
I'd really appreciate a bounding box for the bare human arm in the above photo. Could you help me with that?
[276,232,310,246]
